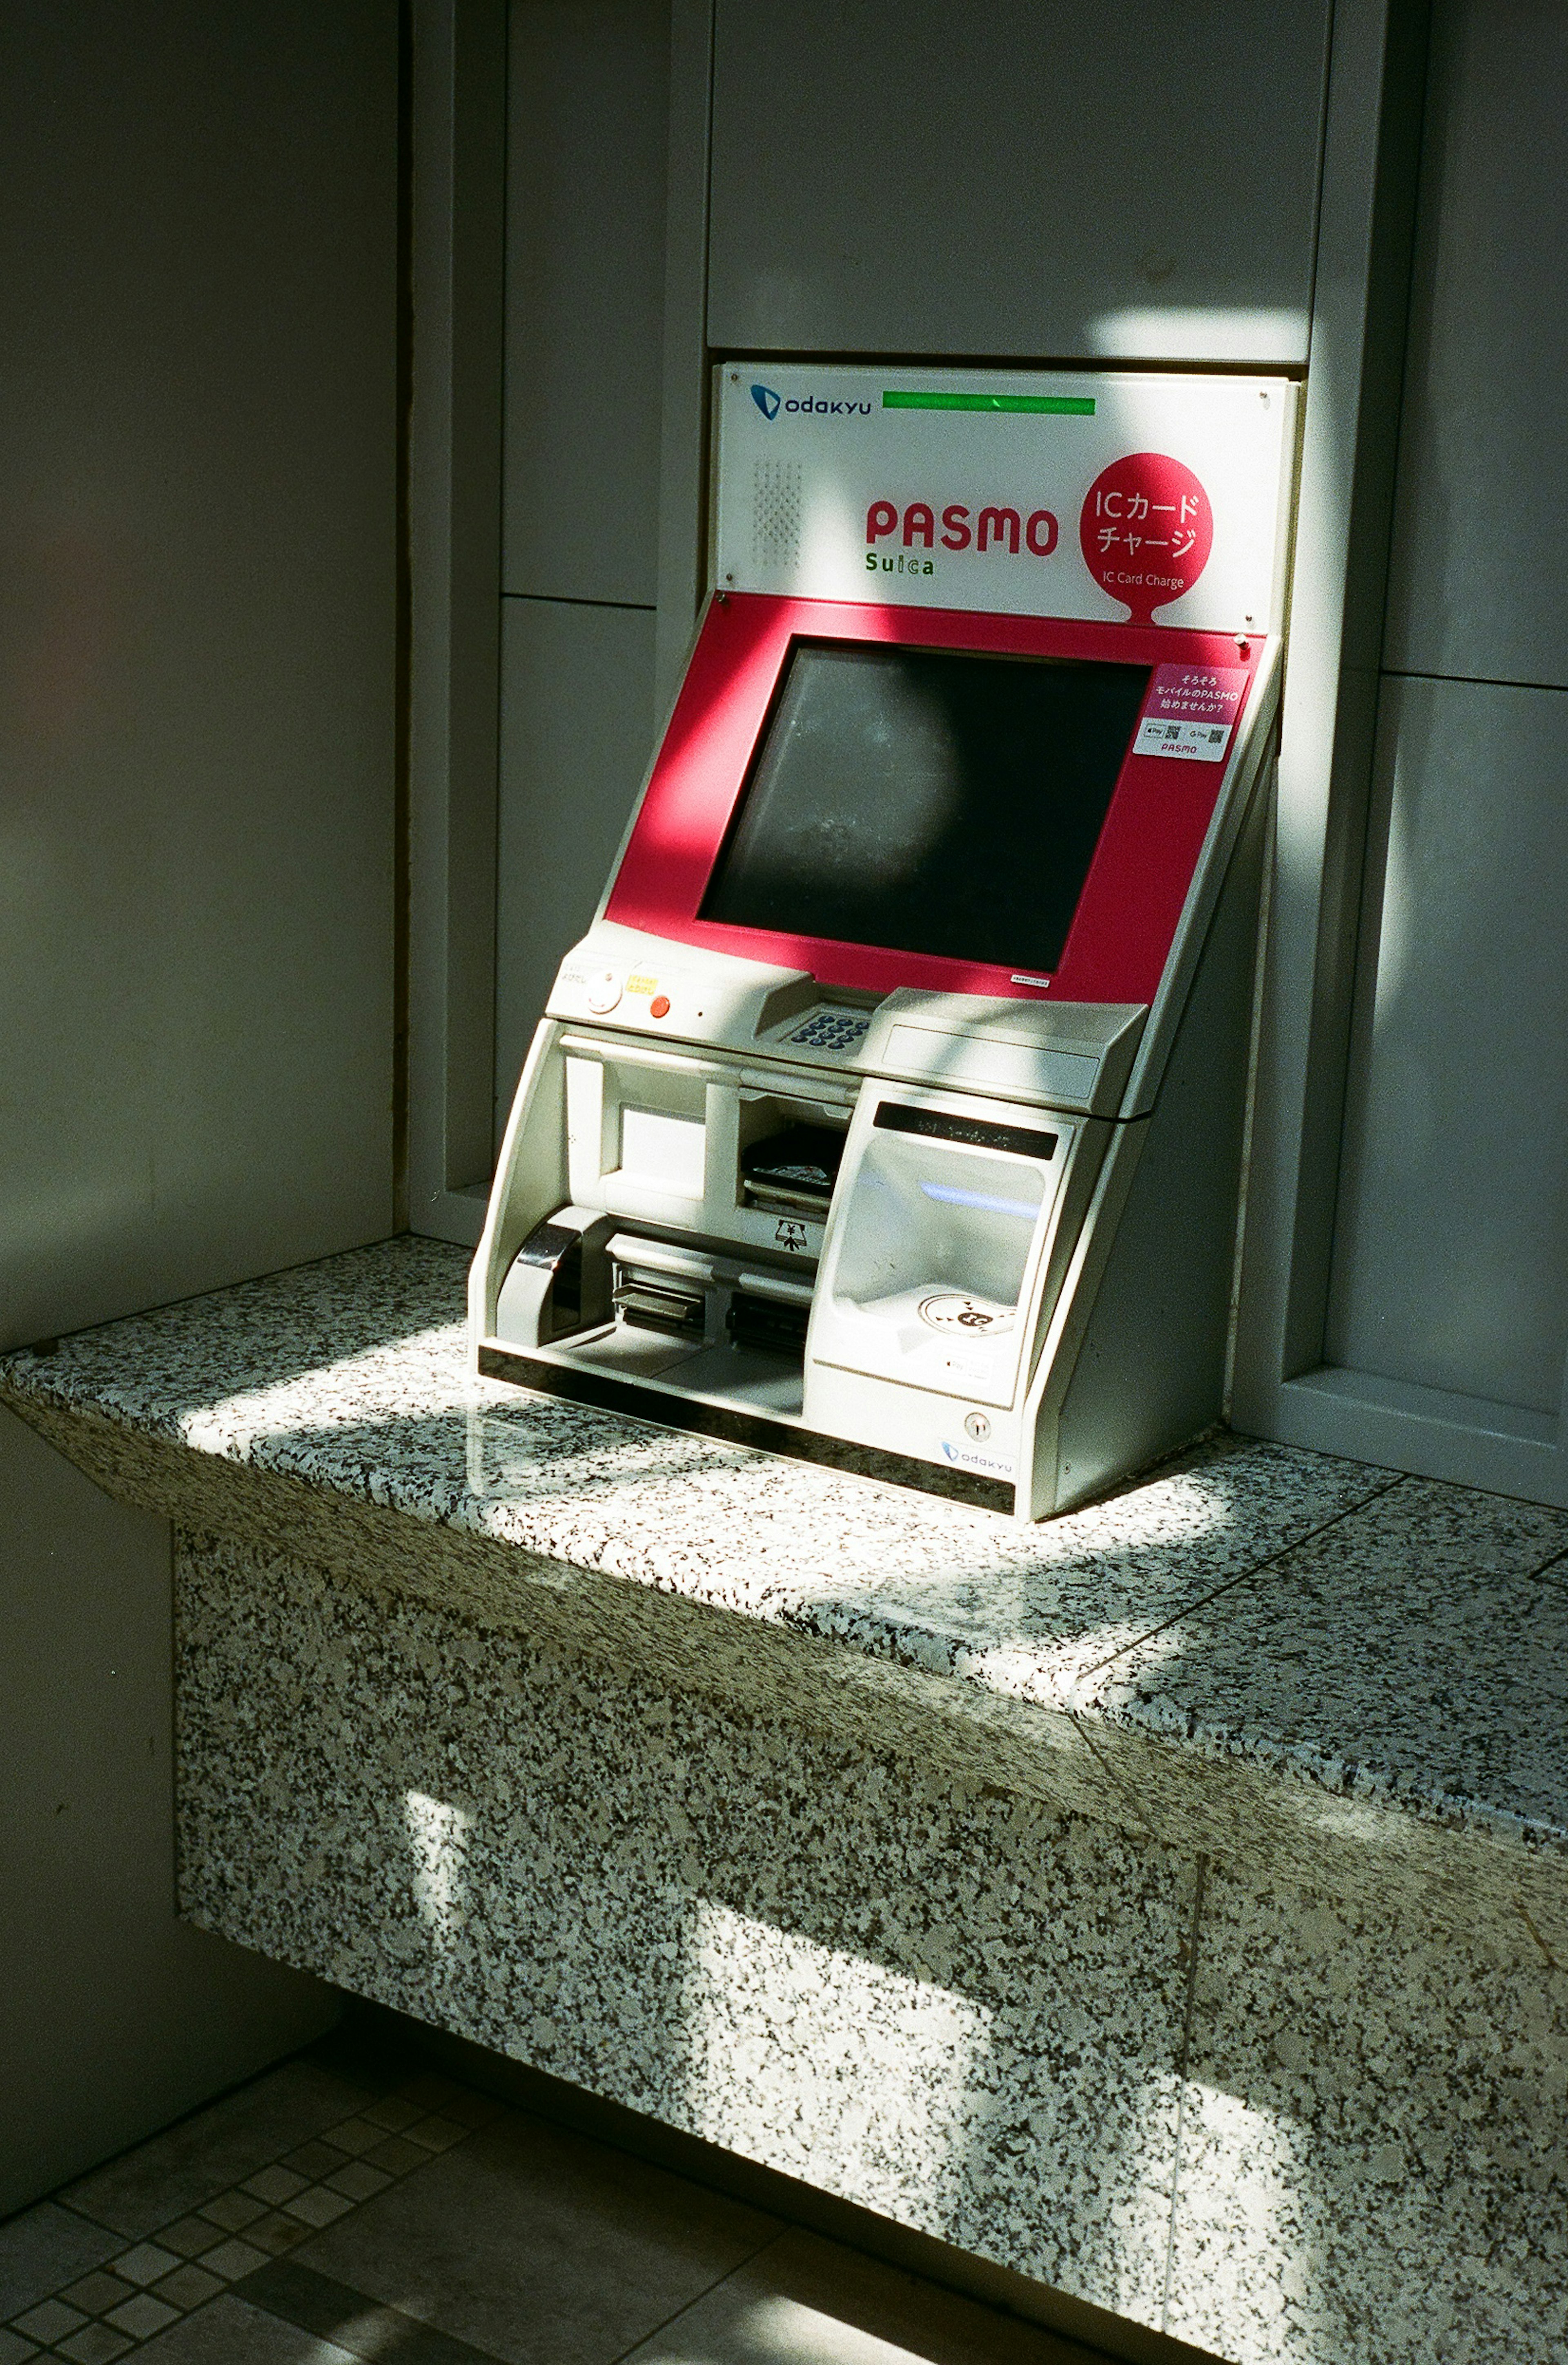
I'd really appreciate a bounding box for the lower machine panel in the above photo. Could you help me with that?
[476,1340,1015,1515]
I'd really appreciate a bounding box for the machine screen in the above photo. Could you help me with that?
[699,642,1150,972]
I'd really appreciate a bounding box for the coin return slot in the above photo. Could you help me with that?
[726,1289,811,1359]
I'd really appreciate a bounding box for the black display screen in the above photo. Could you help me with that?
[699,642,1150,972]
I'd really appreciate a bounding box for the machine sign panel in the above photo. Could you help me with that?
[715,364,1295,634]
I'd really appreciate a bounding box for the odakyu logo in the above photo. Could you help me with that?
[940,1439,1014,1477]
[749,383,872,422]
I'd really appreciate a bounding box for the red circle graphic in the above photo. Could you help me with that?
[1079,453,1213,624]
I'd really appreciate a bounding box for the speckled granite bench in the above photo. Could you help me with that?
[5,1238,1566,2365]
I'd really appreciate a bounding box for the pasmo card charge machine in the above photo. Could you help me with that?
[472,365,1296,1517]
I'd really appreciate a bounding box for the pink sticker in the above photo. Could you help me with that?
[1147,664,1248,723]
[1079,453,1213,623]
[1134,664,1250,763]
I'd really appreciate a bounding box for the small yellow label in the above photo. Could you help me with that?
[625,973,658,995]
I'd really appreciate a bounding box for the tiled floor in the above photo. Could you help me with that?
[0,2030,1104,2365]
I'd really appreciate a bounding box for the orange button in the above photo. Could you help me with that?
[649,995,671,1019]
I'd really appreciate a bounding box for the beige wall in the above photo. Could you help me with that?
[0,0,402,2204]
[0,1406,334,2216]
[0,1,399,1352]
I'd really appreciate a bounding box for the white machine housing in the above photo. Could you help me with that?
[472,365,1294,1517]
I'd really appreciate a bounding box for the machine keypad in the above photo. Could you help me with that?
[786,1009,871,1053]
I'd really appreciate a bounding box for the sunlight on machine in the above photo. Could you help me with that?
[472,364,1296,1517]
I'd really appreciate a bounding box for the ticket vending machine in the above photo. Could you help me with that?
[472,366,1296,1517]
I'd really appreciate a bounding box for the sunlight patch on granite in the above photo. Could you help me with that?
[677,1901,992,2222]
[959,1625,1162,1700]
[1176,2083,1329,2364]
[179,1328,475,1447]
[465,1401,752,1496]
[404,1788,471,1941]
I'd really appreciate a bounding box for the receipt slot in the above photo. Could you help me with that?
[471,365,1296,1517]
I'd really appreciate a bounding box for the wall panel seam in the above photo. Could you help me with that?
[1379,665,1568,696]
[1160,1852,1209,2335]
[502,591,657,614]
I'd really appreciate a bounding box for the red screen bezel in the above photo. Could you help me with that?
[604,593,1261,1006]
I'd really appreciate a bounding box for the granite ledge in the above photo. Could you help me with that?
[4,1236,1566,1959]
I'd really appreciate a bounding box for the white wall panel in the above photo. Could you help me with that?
[0,1,398,1350]
[495,598,658,1111]
[1383,0,1568,688]
[707,0,1331,365]
[502,0,670,604]
[1326,676,1568,1415]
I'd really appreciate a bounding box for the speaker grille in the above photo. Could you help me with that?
[751,460,802,572]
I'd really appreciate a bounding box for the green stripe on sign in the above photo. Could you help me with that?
[881,390,1096,415]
